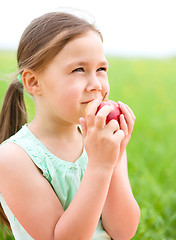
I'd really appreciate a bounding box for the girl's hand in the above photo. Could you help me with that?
[117,101,136,161]
[80,100,124,171]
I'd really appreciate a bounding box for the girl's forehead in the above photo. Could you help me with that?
[54,31,105,62]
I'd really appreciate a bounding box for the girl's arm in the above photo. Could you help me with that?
[56,100,124,240]
[0,100,124,240]
[102,102,140,240]
[102,152,140,240]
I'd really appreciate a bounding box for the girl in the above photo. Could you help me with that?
[0,12,140,240]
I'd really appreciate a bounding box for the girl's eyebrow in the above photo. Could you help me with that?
[98,61,109,67]
[66,60,109,68]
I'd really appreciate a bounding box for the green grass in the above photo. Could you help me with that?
[0,51,176,239]
[108,57,176,239]
[0,51,35,122]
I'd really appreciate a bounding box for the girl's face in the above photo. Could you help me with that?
[37,30,109,124]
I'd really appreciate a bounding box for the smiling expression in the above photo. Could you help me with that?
[36,30,110,125]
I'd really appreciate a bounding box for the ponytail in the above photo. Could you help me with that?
[0,78,27,143]
[0,77,27,232]
[0,207,11,233]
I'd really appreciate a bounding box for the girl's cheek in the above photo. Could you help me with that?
[103,82,110,96]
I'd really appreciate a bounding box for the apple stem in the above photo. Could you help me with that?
[102,92,108,101]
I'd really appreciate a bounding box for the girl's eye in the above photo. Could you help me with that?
[72,68,84,73]
[97,67,107,72]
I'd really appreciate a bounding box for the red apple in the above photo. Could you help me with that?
[96,100,122,124]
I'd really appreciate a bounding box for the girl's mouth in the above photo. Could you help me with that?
[81,99,95,104]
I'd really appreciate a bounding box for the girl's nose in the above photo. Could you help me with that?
[86,74,102,92]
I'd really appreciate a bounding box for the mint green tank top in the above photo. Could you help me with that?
[0,124,111,240]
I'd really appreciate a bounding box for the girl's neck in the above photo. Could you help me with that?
[28,118,80,141]
[27,118,83,163]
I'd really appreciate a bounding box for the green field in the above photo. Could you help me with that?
[0,51,176,239]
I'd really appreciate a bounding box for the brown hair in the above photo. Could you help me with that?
[0,11,102,232]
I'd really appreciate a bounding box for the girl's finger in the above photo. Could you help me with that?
[114,129,125,143]
[118,104,134,134]
[124,104,136,122]
[106,119,120,133]
[95,104,114,128]
[85,99,101,127]
[118,101,136,122]
[119,114,128,135]
[79,117,87,139]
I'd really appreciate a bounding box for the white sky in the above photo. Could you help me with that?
[0,0,176,58]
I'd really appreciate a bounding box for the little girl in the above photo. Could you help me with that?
[0,12,140,240]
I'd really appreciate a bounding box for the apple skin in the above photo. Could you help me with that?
[96,100,122,124]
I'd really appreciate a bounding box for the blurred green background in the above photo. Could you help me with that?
[0,51,176,239]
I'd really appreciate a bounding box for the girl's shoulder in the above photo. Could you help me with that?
[0,141,39,190]
[0,140,64,240]
[0,124,40,172]
[0,141,25,163]
[0,141,30,172]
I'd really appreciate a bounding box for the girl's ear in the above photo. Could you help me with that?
[22,69,42,95]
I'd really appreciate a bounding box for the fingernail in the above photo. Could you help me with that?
[79,117,84,123]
